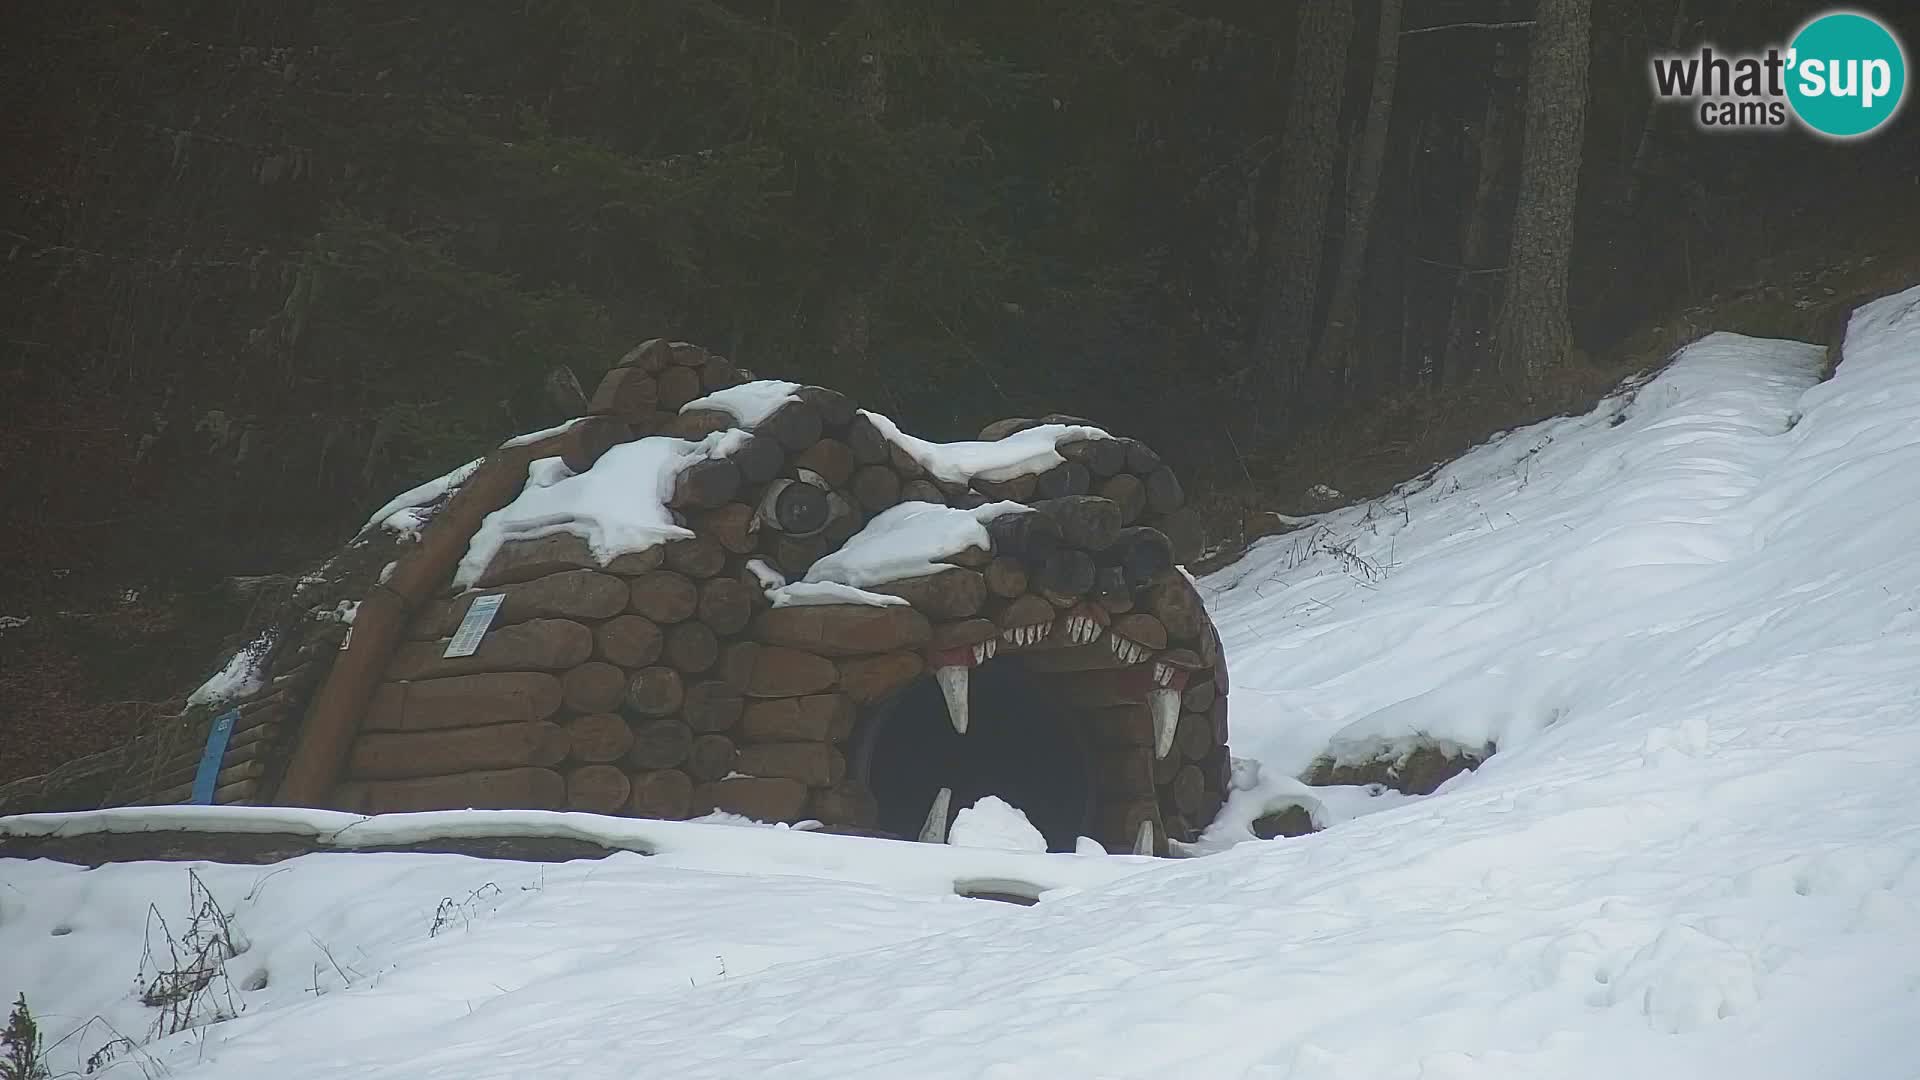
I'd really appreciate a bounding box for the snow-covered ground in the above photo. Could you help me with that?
[9,287,1920,1077]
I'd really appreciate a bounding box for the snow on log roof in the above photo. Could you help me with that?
[453,431,749,588]
[858,411,1110,484]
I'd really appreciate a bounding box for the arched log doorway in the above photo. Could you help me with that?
[851,657,1095,852]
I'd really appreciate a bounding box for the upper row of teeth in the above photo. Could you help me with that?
[1108,635,1150,664]
[1002,622,1051,647]
[1065,615,1102,645]
[971,638,998,665]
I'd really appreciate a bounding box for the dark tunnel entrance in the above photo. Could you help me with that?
[852,658,1095,852]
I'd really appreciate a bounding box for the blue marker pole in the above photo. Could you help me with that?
[191,708,242,804]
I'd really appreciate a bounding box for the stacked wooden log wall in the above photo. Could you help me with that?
[286,338,1228,853]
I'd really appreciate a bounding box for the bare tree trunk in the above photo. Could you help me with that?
[1623,0,1689,209]
[1493,0,1591,386]
[1253,0,1355,412]
[1441,71,1512,384]
[1313,0,1403,398]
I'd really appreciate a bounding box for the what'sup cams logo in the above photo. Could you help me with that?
[1650,9,1907,138]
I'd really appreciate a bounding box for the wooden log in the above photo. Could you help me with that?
[411,570,627,640]
[348,721,569,781]
[337,767,566,814]
[560,662,628,714]
[656,365,703,410]
[973,473,1037,502]
[796,386,857,429]
[985,508,1062,562]
[554,415,632,474]
[614,338,672,373]
[1035,460,1091,499]
[768,532,830,578]
[1033,496,1122,551]
[694,776,807,822]
[626,718,693,769]
[851,464,900,513]
[566,764,631,813]
[734,742,845,787]
[1120,438,1162,476]
[845,413,891,465]
[794,439,856,488]
[699,355,741,391]
[1161,813,1193,844]
[1211,695,1229,745]
[667,342,709,366]
[628,571,698,624]
[738,693,854,742]
[685,734,737,783]
[751,604,931,657]
[942,544,992,569]
[625,666,686,717]
[822,497,864,547]
[366,672,564,732]
[1171,764,1208,820]
[1092,748,1156,797]
[927,617,999,650]
[1093,566,1132,613]
[670,456,741,510]
[985,557,1028,599]
[667,409,734,439]
[628,768,693,819]
[605,544,666,576]
[386,619,593,682]
[665,621,720,674]
[1177,709,1214,762]
[1098,526,1175,588]
[978,417,1036,440]
[564,712,634,764]
[682,680,745,733]
[868,567,985,619]
[835,651,924,705]
[477,532,601,587]
[1098,473,1147,526]
[697,577,756,635]
[587,367,658,422]
[899,479,945,505]
[1146,576,1208,642]
[1145,467,1185,515]
[1152,742,1182,785]
[729,433,787,484]
[1035,548,1096,599]
[759,399,824,451]
[696,503,757,555]
[594,614,664,668]
[666,535,726,579]
[758,479,830,535]
[809,782,878,829]
[1060,437,1126,477]
[1182,676,1217,714]
[995,593,1055,634]
[722,642,840,698]
[1111,612,1168,651]
[886,440,926,480]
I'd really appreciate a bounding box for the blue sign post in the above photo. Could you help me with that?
[191,708,241,804]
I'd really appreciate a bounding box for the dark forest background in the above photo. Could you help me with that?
[3,0,1918,780]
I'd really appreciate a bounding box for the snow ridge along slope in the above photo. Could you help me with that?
[8,287,1920,1078]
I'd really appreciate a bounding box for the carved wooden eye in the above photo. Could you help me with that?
[755,477,830,536]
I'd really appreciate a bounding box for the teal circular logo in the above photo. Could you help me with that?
[1786,11,1907,138]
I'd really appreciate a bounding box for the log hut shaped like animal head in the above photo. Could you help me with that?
[30,341,1232,855]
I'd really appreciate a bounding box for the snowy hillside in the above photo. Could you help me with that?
[8,286,1920,1078]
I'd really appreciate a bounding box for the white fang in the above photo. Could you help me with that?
[1132,819,1155,856]
[1150,688,1180,758]
[935,664,970,735]
[919,787,953,843]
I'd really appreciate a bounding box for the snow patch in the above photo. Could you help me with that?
[800,500,1027,589]
[681,380,802,426]
[947,796,1047,852]
[360,456,483,535]
[453,432,749,588]
[858,410,1109,484]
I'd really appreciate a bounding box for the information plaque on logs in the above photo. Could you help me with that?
[443,593,505,658]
